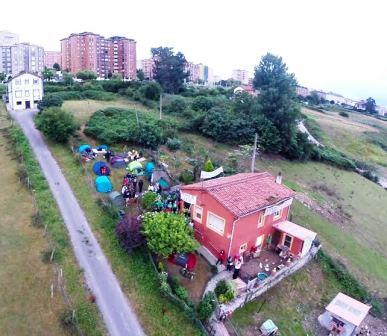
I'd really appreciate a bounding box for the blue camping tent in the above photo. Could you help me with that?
[96,145,108,151]
[145,162,155,174]
[95,176,113,193]
[92,161,110,176]
[79,144,91,153]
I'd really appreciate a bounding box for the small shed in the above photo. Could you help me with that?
[318,292,371,336]
[95,176,113,193]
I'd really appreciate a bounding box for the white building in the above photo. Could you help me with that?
[7,73,43,110]
[326,92,346,105]
[0,31,19,46]
[232,69,249,85]
[318,293,370,336]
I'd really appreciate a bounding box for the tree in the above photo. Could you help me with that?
[76,70,97,81]
[151,47,189,93]
[53,63,61,71]
[0,72,6,82]
[308,91,321,105]
[203,158,214,172]
[365,97,376,114]
[116,216,144,253]
[62,72,74,86]
[35,107,78,143]
[43,68,54,81]
[141,191,158,211]
[191,96,215,112]
[38,94,63,110]
[136,69,145,81]
[253,53,301,156]
[141,212,198,258]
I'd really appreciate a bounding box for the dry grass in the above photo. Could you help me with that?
[0,106,66,336]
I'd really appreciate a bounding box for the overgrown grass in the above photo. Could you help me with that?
[5,121,104,335]
[48,143,201,336]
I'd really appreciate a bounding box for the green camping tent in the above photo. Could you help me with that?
[127,161,143,175]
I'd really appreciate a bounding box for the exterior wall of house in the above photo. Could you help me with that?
[7,73,43,110]
[277,232,304,256]
[230,205,291,257]
[183,189,235,258]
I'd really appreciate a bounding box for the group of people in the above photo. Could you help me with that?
[121,173,144,206]
[153,191,182,213]
[216,249,244,279]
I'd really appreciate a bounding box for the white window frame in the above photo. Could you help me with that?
[206,211,225,236]
[15,90,22,98]
[273,208,282,220]
[258,213,265,228]
[193,205,203,223]
[256,234,265,248]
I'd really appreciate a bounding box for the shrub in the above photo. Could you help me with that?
[339,111,349,118]
[115,216,144,253]
[166,97,187,114]
[141,191,158,211]
[166,137,182,151]
[38,94,63,110]
[142,212,198,258]
[215,280,236,303]
[191,96,215,112]
[361,170,379,183]
[179,169,194,184]
[197,292,217,321]
[312,147,356,170]
[76,70,97,81]
[35,107,78,143]
[173,284,189,302]
[203,158,214,172]
[141,82,161,100]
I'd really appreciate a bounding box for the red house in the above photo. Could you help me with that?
[181,172,316,261]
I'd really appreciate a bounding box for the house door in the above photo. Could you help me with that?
[25,101,31,109]
[256,234,265,249]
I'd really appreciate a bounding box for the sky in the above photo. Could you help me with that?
[2,0,387,104]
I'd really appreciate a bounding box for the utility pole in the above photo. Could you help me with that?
[159,93,163,120]
[251,133,258,173]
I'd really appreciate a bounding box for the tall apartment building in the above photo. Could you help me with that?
[232,69,249,85]
[138,58,154,80]
[185,62,213,84]
[61,32,136,79]
[44,51,62,68]
[0,32,44,76]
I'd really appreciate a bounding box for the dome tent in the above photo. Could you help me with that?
[92,161,110,176]
[95,176,113,193]
[110,156,126,168]
[108,191,124,210]
[127,161,143,175]
[145,162,155,174]
[79,144,91,153]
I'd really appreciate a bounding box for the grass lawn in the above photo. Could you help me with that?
[230,261,342,336]
[48,142,201,336]
[0,106,66,335]
[302,107,387,167]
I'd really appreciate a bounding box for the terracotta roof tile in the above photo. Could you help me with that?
[181,172,295,217]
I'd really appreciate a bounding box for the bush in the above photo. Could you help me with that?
[38,94,63,110]
[166,97,187,114]
[197,292,217,321]
[76,70,97,81]
[361,170,379,183]
[141,82,161,100]
[203,158,214,172]
[312,147,356,170]
[339,111,349,118]
[141,191,158,211]
[166,137,182,151]
[215,280,235,303]
[35,107,78,143]
[179,169,194,184]
[191,96,215,112]
[116,216,144,253]
[84,108,169,148]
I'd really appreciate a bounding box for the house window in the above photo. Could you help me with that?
[33,79,38,84]
[25,79,29,85]
[283,234,293,248]
[25,90,30,97]
[16,101,22,105]
[239,243,247,255]
[193,205,203,223]
[15,90,22,98]
[207,211,225,235]
[273,209,282,220]
[15,79,21,85]
[258,214,265,228]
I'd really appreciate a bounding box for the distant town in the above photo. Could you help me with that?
[1,28,386,118]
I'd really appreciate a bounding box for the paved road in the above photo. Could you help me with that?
[9,108,145,336]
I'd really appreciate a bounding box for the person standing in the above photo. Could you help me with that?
[138,179,144,193]
[216,249,226,265]
[226,256,233,271]
[233,255,243,279]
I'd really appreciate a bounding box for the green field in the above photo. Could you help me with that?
[0,105,66,335]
